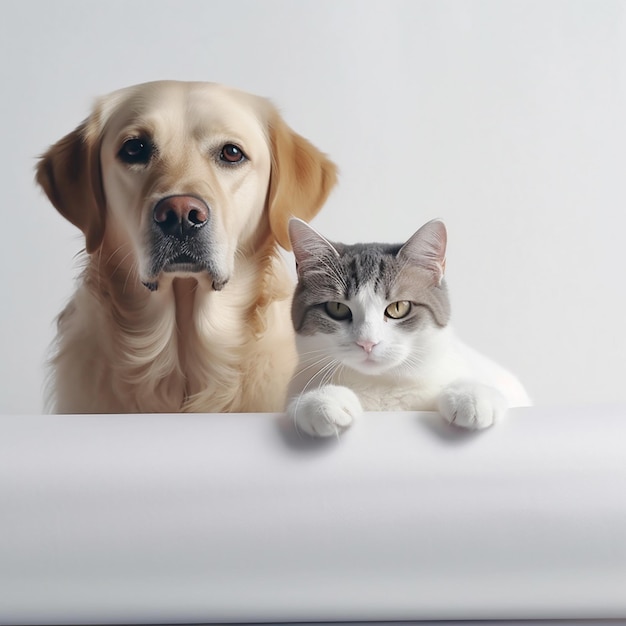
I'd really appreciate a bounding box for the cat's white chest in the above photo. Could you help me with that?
[336,369,442,411]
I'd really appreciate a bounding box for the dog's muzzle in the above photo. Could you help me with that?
[142,195,228,291]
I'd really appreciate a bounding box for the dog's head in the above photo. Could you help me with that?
[36,80,337,291]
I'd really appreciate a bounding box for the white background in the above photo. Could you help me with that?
[1,0,625,414]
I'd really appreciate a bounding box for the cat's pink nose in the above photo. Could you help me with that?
[357,340,378,354]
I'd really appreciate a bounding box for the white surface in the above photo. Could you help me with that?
[1,406,625,624]
[1,1,626,413]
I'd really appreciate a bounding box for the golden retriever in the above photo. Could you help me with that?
[36,80,337,413]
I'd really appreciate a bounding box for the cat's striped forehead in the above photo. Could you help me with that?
[315,243,402,299]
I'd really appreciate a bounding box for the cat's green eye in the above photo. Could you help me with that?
[324,301,352,321]
[385,300,411,319]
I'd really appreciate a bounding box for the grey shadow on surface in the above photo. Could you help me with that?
[414,410,489,445]
[273,408,491,452]
[273,412,345,454]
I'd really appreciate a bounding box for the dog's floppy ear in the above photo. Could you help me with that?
[266,110,338,250]
[36,118,106,254]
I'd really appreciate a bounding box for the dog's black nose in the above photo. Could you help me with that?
[153,195,209,238]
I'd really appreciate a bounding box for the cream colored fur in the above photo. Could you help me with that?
[37,80,337,413]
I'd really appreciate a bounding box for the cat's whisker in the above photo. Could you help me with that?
[394,355,426,379]
[319,360,341,388]
[291,354,336,381]
[292,358,333,394]
[317,360,343,440]
[333,363,347,387]
[299,357,339,395]
[294,348,334,363]
[291,358,339,436]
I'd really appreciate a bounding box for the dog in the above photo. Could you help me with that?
[36,80,337,413]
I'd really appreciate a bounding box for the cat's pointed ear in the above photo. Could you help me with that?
[288,218,339,274]
[398,219,447,285]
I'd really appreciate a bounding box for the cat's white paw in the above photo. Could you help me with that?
[287,385,363,437]
[437,380,508,430]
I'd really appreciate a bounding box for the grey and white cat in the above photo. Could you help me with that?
[286,218,530,437]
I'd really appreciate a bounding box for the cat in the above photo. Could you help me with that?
[286,217,531,437]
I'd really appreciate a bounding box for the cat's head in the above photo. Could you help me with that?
[288,218,451,377]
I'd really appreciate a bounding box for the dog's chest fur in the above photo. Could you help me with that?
[50,256,296,414]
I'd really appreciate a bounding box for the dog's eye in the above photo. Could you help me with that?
[118,137,153,164]
[220,144,246,164]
